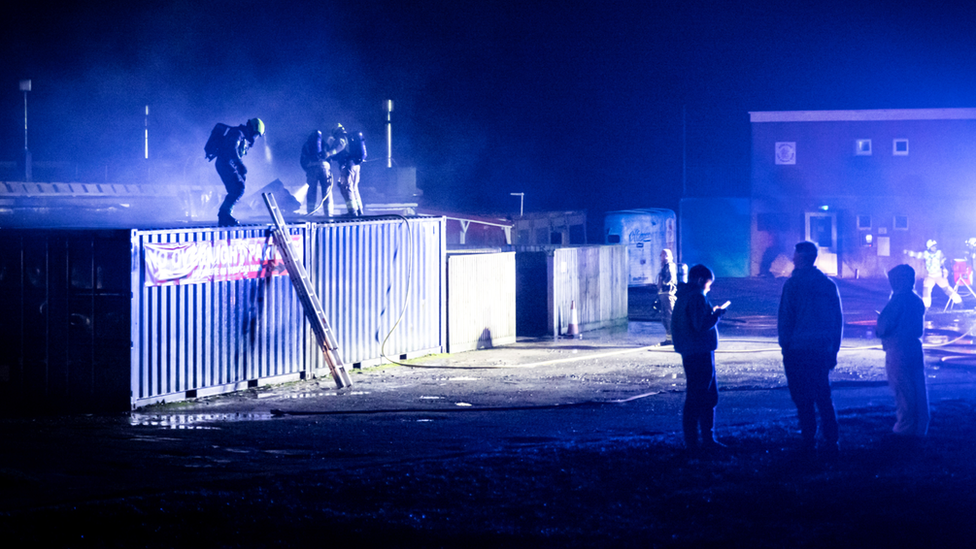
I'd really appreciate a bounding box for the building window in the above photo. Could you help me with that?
[857,215,871,229]
[893,139,909,156]
[855,139,872,156]
[893,215,909,230]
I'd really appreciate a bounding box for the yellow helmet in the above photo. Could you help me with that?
[247,118,265,137]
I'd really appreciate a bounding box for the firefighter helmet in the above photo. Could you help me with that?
[247,118,265,137]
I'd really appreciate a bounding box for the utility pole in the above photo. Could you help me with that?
[20,79,31,182]
[385,99,393,168]
[144,105,150,181]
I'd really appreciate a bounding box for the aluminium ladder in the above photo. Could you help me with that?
[262,192,352,388]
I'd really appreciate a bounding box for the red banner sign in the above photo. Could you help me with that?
[144,235,301,287]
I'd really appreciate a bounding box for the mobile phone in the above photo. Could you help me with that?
[719,301,731,309]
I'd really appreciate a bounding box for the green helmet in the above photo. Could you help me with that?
[247,118,265,137]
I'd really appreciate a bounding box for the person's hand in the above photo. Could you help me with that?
[713,306,726,316]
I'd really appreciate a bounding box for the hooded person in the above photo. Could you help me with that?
[876,264,930,438]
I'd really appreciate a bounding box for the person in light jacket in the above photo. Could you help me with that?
[876,264,930,439]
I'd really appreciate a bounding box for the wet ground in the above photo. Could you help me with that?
[4,277,976,547]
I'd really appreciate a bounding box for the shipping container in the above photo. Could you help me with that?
[0,229,133,412]
[0,215,447,412]
[131,224,309,408]
[603,209,676,286]
[307,216,445,370]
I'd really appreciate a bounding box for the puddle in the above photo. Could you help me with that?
[130,412,276,428]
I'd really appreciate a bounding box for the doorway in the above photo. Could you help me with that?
[805,212,838,276]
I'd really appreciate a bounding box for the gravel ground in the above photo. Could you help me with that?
[3,276,976,547]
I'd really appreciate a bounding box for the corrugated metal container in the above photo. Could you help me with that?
[307,216,445,369]
[516,245,628,337]
[0,229,134,412]
[131,225,308,408]
[1,216,447,413]
[603,209,676,286]
[446,252,516,352]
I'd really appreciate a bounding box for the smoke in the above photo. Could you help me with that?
[5,0,976,228]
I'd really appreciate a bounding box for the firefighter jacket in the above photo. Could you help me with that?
[301,131,326,170]
[216,125,251,174]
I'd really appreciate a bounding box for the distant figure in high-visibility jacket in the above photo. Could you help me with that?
[904,239,961,308]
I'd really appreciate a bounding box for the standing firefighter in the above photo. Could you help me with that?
[205,118,265,227]
[328,124,367,216]
[301,130,335,217]
[904,239,962,308]
[658,249,679,346]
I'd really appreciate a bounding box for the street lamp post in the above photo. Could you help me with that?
[510,192,524,217]
[20,79,31,182]
[385,99,393,168]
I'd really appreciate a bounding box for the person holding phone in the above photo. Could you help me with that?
[671,264,727,452]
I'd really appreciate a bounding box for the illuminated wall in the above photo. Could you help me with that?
[750,109,976,278]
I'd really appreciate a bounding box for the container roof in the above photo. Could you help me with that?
[749,108,976,123]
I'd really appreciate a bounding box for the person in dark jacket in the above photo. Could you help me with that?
[671,263,727,451]
[301,130,337,217]
[214,118,265,226]
[876,264,929,438]
[778,241,843,456]
[328,124,366,216]
[657,249,679,346]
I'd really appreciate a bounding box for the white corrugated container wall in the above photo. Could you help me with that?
[131,225,308,408]
[549,246,629,336]
[446,252,516,353]
[603,208,676,286]
[308,216,445,370]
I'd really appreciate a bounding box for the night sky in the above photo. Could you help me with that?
[3,0,975,219]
